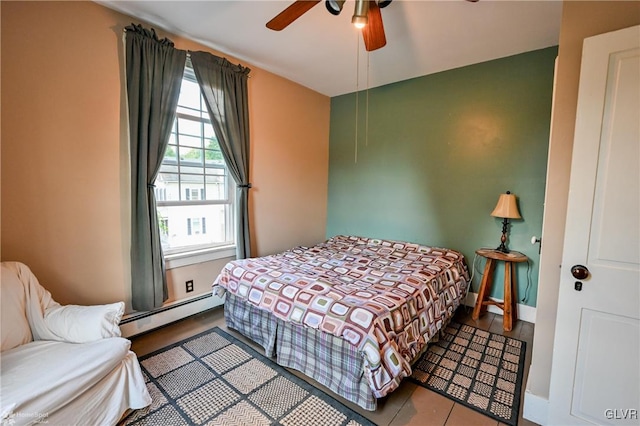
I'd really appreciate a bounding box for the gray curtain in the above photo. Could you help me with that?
[190,52,252,259]
[125,24,186,310]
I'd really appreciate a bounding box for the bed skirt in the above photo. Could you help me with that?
[224,293,377,410]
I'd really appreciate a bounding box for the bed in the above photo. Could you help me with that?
[213,235,470,410]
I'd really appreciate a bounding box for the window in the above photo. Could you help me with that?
[159,218,169,241]
[155,187,167,202]
[184,188,203,201]
[187,217,207,236]
[156,61,235,258]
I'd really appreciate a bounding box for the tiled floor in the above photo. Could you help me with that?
[130,306,538,426]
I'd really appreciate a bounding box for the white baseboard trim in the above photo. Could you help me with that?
[523,363,549,425]
[119,292,224,338]
[523,390,549,425]
[464,292,536,323]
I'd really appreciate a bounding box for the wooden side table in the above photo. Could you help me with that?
[472,248,528,331]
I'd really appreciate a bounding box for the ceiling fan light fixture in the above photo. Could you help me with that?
[352,15,367,29]
[326,0,345,15]
[352,0,369,28]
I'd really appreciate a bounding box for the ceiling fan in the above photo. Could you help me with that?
[266,0,392,52]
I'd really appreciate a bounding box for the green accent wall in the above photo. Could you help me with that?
[326,46,558,307]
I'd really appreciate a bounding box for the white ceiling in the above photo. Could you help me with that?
[97,0,562,97]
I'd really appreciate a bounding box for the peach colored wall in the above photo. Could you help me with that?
[527,0,640,403]
[1,1,330,309]
[250,72,329,256]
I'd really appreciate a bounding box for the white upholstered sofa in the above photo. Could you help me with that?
[0,261,151,426]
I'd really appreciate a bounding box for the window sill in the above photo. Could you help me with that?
[165,245,236,269]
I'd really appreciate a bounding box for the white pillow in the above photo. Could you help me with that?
[44,302,124,343]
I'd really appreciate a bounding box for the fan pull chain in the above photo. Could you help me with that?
[365,51,370,147]
[354,32,360,164]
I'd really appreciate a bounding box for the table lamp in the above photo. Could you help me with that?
[491,191,521,253]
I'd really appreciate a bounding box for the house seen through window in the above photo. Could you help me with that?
[156,62,235,256]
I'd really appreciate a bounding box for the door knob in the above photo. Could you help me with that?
[571,264,589,280]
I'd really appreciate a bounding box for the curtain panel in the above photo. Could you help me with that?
[125,24,186,311]
[190,52,252,259]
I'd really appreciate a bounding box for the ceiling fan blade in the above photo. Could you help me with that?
[362,0,386,51]
[266,0,321,31]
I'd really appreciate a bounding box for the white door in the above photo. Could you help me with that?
[548,25,640,425]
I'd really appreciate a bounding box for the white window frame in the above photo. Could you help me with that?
[159,60,236,269]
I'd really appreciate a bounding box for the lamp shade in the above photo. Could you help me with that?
[491,192,521,219]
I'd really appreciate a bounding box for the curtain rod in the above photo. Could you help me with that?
[122,29,251,77]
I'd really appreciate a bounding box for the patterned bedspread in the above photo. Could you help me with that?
[213,235,469,399]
